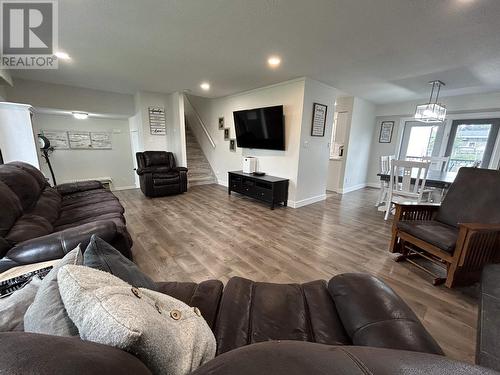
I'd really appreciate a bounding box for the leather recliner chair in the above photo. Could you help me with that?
[136,151,188,197]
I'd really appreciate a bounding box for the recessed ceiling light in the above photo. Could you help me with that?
[72,111,89,120]
[267,56,281,68]
[55,51,71,60]
[200,82,210,91]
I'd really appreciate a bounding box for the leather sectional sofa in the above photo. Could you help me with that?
[1,273,496,374]
[0,162,132,272]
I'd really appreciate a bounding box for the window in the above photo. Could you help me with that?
[445,119,500,171]
[399,121,445,160]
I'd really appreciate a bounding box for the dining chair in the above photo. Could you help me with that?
[422,156,450,172]
[421,156,450,202]
[384,160,431,221]
[375,155,395,207]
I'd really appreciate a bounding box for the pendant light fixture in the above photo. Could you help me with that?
[415,80,447,123]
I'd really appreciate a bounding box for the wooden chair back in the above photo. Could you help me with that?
[388,160,430,201]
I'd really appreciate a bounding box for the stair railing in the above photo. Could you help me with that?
[184,94,216,149]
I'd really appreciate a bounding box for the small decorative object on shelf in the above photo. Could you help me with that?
[224,128,230,140]
[311,103,328,137]
[379,121,394,143]
[229,139,236,152]
[218,117,225,130]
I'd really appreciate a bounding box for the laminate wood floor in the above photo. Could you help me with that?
[115,184,478,363]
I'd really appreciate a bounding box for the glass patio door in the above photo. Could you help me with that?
[445,119,500,171]
[399,121,445,160]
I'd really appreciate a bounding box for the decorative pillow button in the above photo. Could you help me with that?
[170,309,181,320]
[131,287,141,298]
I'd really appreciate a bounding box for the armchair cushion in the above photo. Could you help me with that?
[397,220,458,253]
[435,168,500,228]
[143,151,175,168]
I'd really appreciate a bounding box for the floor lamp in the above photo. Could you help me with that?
[38,135,57,186]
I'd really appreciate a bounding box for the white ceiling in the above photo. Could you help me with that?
[11,0,500,104]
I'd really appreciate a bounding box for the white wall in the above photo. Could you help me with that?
[6,78,134,116]
[187,78,307,204]
[133,91,187,167]
[295,79,337,205]
[342,97,376,191]
[0,102,39,168]
[32,113,135,190]
[187,78,338,207]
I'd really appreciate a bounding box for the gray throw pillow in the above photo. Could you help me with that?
[24,246,82,336]
[58,265,216,375]
[0,276,42,332]
[83,235,158,291]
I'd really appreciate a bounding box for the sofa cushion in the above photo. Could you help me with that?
[9,162,48,190]
[55,200,124,227]
[5,214,53,244]
[0,181,22,237]
[83,235,157,290]
[0,332,152,375]
[54,213,125,232]
[24,247,83,337]
[28,187,62,223]
[435,168,500,227]
[397,220,458,253]
[143,151,174,168]
[191,341,496,375]
[0,165,42,211]
[58,265,216,375]
[157,280,223,330]
[328,273,443,355]
[215,277,350,355]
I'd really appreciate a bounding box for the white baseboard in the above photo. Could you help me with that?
[366,182,382,189]
[288,194,327,208]
[218,179,228,187]
[112,185,138,191]
[336,183,367,194]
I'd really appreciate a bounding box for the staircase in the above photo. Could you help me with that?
[185,124,217,186]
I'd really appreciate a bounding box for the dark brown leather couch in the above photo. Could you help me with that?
[0,162,132,272]
[1,273,480,374]
[136,151,188,197]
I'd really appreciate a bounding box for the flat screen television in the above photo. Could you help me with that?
[233,105,285,150]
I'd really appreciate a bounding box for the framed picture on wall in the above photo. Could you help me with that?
[229,139,236,152]
[218,117,225,130]
[224,128,230,140]
[311,103,328,137]
[379,121,394,143]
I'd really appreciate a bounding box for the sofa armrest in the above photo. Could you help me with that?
[56,180,103,195]
[136,167,154,176]
[0,221,119,273]
[0,332,151,375]
[328,273,443,355]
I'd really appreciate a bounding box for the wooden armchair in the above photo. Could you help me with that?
[389,168,500,288]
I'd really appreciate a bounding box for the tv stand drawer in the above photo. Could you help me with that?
[228,171,289,210]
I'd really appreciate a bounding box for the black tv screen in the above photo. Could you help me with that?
[233,105,285,150]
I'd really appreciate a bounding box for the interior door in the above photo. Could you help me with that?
[445,119,500,171]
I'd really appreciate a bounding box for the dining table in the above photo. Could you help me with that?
[377,170,458,190]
